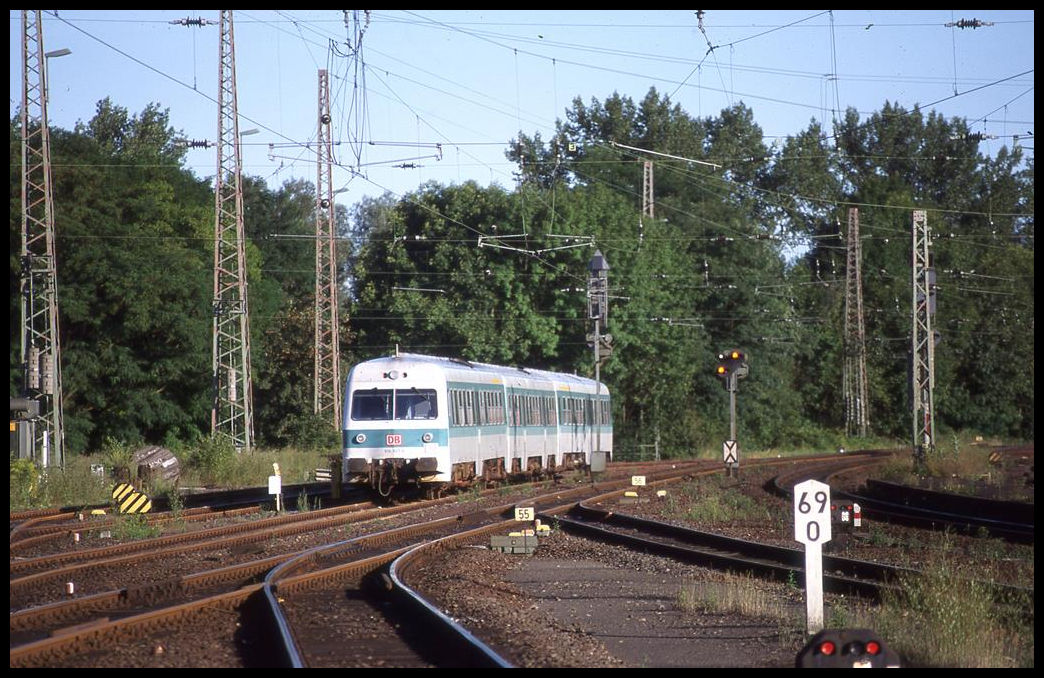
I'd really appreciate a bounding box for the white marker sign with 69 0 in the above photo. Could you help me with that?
[793,479,831,635]
[793,479,832,545]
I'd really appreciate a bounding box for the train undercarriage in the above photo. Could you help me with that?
[347,452,592,499]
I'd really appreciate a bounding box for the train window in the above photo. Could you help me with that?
[451,390,463,427]
[394,389,438,420]
[352,389,392,420]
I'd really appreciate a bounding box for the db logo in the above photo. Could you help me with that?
[386,434,403,446]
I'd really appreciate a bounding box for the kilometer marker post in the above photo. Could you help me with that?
[793,479,831,635]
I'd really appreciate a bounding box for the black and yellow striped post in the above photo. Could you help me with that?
[112,482,152,514]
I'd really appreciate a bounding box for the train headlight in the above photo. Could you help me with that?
[422,432,433,443]
[354,433,367,444]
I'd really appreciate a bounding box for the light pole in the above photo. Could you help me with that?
[588,250,609,456]
[43,48,71,108]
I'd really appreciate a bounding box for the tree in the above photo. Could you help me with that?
[10,102,215,453]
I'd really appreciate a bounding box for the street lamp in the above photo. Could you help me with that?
[43,48,71,107]
[587,250,610,456]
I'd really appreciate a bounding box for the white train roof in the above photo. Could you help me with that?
[351,352,608,393]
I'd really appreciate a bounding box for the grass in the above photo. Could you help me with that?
[112,513,162,540]
[679,571,793,621]
[678,542,1034,668]
[661,475,771,524]
[9,441,334,512]
[872,546,1034,668]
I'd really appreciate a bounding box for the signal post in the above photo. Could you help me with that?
[715,349,749,477]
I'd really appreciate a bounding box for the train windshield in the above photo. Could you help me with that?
[351,388,438,421]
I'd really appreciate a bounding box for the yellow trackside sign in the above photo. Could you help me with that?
[112,482,152,514]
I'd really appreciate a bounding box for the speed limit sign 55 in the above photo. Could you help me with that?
[793,479,832,545]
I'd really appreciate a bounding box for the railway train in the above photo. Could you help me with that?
[341,351,612,496]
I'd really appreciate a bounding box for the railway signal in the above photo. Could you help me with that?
[715,349,749,391]
[717,350,749,477]
[796,629,901,668]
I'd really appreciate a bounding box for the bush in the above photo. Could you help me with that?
[186,436,239,486]
[10,458,40,510]
[875,548,1033,667]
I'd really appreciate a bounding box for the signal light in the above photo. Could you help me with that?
[715,348,749,391]
[797,629,900,668]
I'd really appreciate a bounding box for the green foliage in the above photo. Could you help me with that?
[9,455,112,511]
[10,89,1032,459]
[186,436,239,486]
[113,513,161,541]
[663,476,771,524]
[10,458,40,509]
[165,486,185,522]
[100,436,134,476]
[875,550,1032,667]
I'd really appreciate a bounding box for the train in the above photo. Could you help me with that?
[341,351,612,496]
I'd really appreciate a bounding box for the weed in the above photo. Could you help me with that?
[867,524,894,548]
[166,488,185,522]
[873,548,1033,667]
[679,572,792,622]
[187,436,238,486]
[101,436,135,480]
[10,458,40,509]
[10,456,112,511]
[113,513,161,541]
[455,484,483,504]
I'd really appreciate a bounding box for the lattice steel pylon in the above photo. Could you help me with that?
[210,10,253,452]
[843,208,870,438]
[314,69,342,428]
[19,10,65,468]
[911,209,936,466]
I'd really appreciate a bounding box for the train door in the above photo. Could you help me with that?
[509,388,525,468]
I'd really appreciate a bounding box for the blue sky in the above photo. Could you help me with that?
[11,10,1035,212]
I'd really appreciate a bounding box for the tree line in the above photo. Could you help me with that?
[9,90,1034,457]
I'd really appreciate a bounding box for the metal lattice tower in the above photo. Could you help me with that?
[314,69,342,428]
[843,208,870,438]
[211,10,253,451]
[911,209,936,466]
[642,161,654,219]
[19,10,65,468]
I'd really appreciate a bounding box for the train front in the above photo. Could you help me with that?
[342,357,451,495]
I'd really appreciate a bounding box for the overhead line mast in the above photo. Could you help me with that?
[211,10,254,452]
[19,10,65,468]
[314,68,342,429]
[911,210,936,467]
[843,208,869,438]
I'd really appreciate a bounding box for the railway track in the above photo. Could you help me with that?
[769,447,1034,543]
[10,451,1031,668]
[10,460,705,667]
